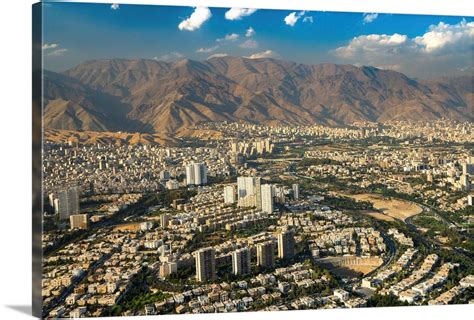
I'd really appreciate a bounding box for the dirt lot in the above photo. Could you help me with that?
[348,193,423,221]
[357,210,396,222]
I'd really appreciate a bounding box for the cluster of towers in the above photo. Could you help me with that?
[223,177,300,214]
[194,229,295,282]
[185,162,208,186]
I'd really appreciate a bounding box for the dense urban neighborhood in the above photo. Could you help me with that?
[42,120,474,318]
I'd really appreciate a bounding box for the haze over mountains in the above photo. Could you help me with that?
[43,56,473,134]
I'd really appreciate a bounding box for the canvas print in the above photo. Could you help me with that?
[34,2,474,318]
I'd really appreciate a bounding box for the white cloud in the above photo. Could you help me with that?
[207,53,228,59]
[284,12,300,27]
[239,39,258,49]
[332,20,474,78]
[225,8,257,20]
[47,48,68,57]
[42,43,58,50]
[246,50,275,59]
[43,43,68,56]
[154,52,184,62]
[111,3,119,10]
[458,65,473,72]
[335,20,473,58]
[216,33,239,42]
[303,16,314,24]
[414,19,474,53]
[362,13,378,24]
[178,7,212,31]
[334,33,409,58]
[196,45,219,53]
[246,27,255,37]
[374,64,403,71]
[284,11,311,27]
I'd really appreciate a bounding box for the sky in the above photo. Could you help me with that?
[42,3,474,79]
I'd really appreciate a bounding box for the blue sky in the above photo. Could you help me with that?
[42,3,473,78]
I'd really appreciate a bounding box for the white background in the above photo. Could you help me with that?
[0,0,472,319]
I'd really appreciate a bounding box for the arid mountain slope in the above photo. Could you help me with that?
[43,57,472,133]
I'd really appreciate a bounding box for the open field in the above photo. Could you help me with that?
[349,193,423,220]
[347,193,423,221]
[357,210,396,222]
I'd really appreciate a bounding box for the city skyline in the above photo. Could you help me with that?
[38,2,473,318]
[41,119,474,318]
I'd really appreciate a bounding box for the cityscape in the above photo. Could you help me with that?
[39,2,473,319]
[41,120,474,318]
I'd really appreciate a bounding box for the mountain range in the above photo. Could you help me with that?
[43,56,473,134]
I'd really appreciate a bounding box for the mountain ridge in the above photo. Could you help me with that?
[43,56,473,133]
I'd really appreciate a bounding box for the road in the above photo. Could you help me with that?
[248,157,303,163]
[405,214,473,260]
[301,168,472,261]
[42,251,115,317]
[293,171,473,273]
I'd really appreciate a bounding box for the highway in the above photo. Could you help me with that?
[347,231,398,287]
[405,214,473,260]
